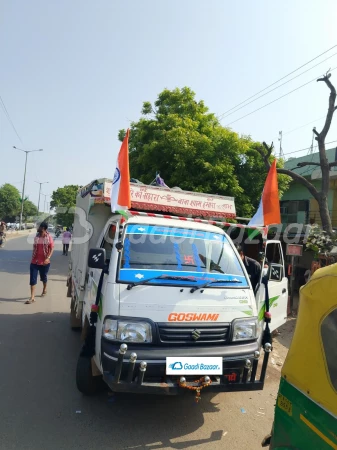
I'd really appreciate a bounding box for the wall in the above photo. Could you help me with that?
[281,179,337,226]
[282,179,320,202]
[331,181,337,227]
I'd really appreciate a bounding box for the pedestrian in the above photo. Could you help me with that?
[0,221,6,247]
[26,222,54,304]
[62,227,72,256]
[235,244,261,292]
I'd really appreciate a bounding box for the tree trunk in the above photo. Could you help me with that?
[256,73,337,235]
[318,194,333,234]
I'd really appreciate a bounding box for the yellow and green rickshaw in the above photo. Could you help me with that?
[263,263,337,449]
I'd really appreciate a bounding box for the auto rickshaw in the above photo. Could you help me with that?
[262,263,337,449]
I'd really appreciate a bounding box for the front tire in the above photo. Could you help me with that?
[76,355,102,395]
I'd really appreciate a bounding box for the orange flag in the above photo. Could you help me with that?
[111,129,131,212]
[249,160,281,226]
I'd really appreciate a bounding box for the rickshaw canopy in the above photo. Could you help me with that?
[282,263,337,417]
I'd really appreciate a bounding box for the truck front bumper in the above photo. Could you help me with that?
[101,340,272,395]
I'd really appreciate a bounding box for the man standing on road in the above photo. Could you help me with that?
[235,244,261,292]
[0,221,6,233]
[26,222,54,304]
[62,227,72,256]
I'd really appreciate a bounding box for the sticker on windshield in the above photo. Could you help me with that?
[183,255,195,265]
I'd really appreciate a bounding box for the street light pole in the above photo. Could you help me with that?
[14,146,43,230]
[20,152,28,229]
[41,193,48,214]
[35,181,49,214]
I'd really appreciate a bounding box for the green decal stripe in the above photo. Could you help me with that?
[272,378,337,449]
[242,310,253,316]
[300,414,337,449]
[258,295,279,321]
[246,228,261,241]
[92,280,103,320]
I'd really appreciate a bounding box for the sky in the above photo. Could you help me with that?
[1,0,337,210]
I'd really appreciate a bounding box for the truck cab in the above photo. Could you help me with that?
[69,179,288,397]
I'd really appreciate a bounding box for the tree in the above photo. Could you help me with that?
[0,184,21,221]
[256,72,336,234]
[119,87,290,217]
[50,185,79,227]
[22,200,38,221]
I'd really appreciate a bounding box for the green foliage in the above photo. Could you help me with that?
[118,129,126,142]
[0,184,21,220]
[0,183,39,222]
[305,224,336,258]
[22,199,38,220]
[50,185,79,227]
[119,87,290,217]
[141,101,153,115]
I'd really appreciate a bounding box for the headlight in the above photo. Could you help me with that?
[232,318,258,341]
[102,319,152,343]
[103,319,118,340]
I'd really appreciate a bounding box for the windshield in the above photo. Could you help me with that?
[118,224,248,287]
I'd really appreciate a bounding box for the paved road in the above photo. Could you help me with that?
[0,236,280,450]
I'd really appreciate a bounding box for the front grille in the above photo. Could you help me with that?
[157,323,230,345]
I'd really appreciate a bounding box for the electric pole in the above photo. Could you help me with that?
[13,146,43,230]
[35,181,49,214]
[41,193,49,214]
[278,131,284,159]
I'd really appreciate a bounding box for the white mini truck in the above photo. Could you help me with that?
[68,179,288,397]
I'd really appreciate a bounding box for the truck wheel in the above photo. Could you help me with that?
[76,355,102,395]
[70,300,81,330]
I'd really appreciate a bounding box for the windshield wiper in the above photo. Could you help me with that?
[127,275,197,290]
[190,278,242,293]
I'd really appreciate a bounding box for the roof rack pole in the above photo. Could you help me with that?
[128,211,268,237]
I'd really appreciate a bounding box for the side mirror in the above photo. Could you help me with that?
[268,263,283,282]
[88,248,106,270]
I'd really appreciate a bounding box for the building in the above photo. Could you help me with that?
[280,147,337,228]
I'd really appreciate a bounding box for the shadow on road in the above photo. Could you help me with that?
[0,311,224,450]
[0,297,29,303]
[274,318,297,350]
[0,248,68,275]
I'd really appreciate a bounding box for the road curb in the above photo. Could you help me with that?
[5,230,33,241]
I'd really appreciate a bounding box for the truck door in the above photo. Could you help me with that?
[257,240,288,332]
[83,220,118,322]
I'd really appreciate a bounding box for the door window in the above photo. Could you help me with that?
[265,242,283,266]
[263,242,284,281]
[100,223,117,262]
[321,308,337,392]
